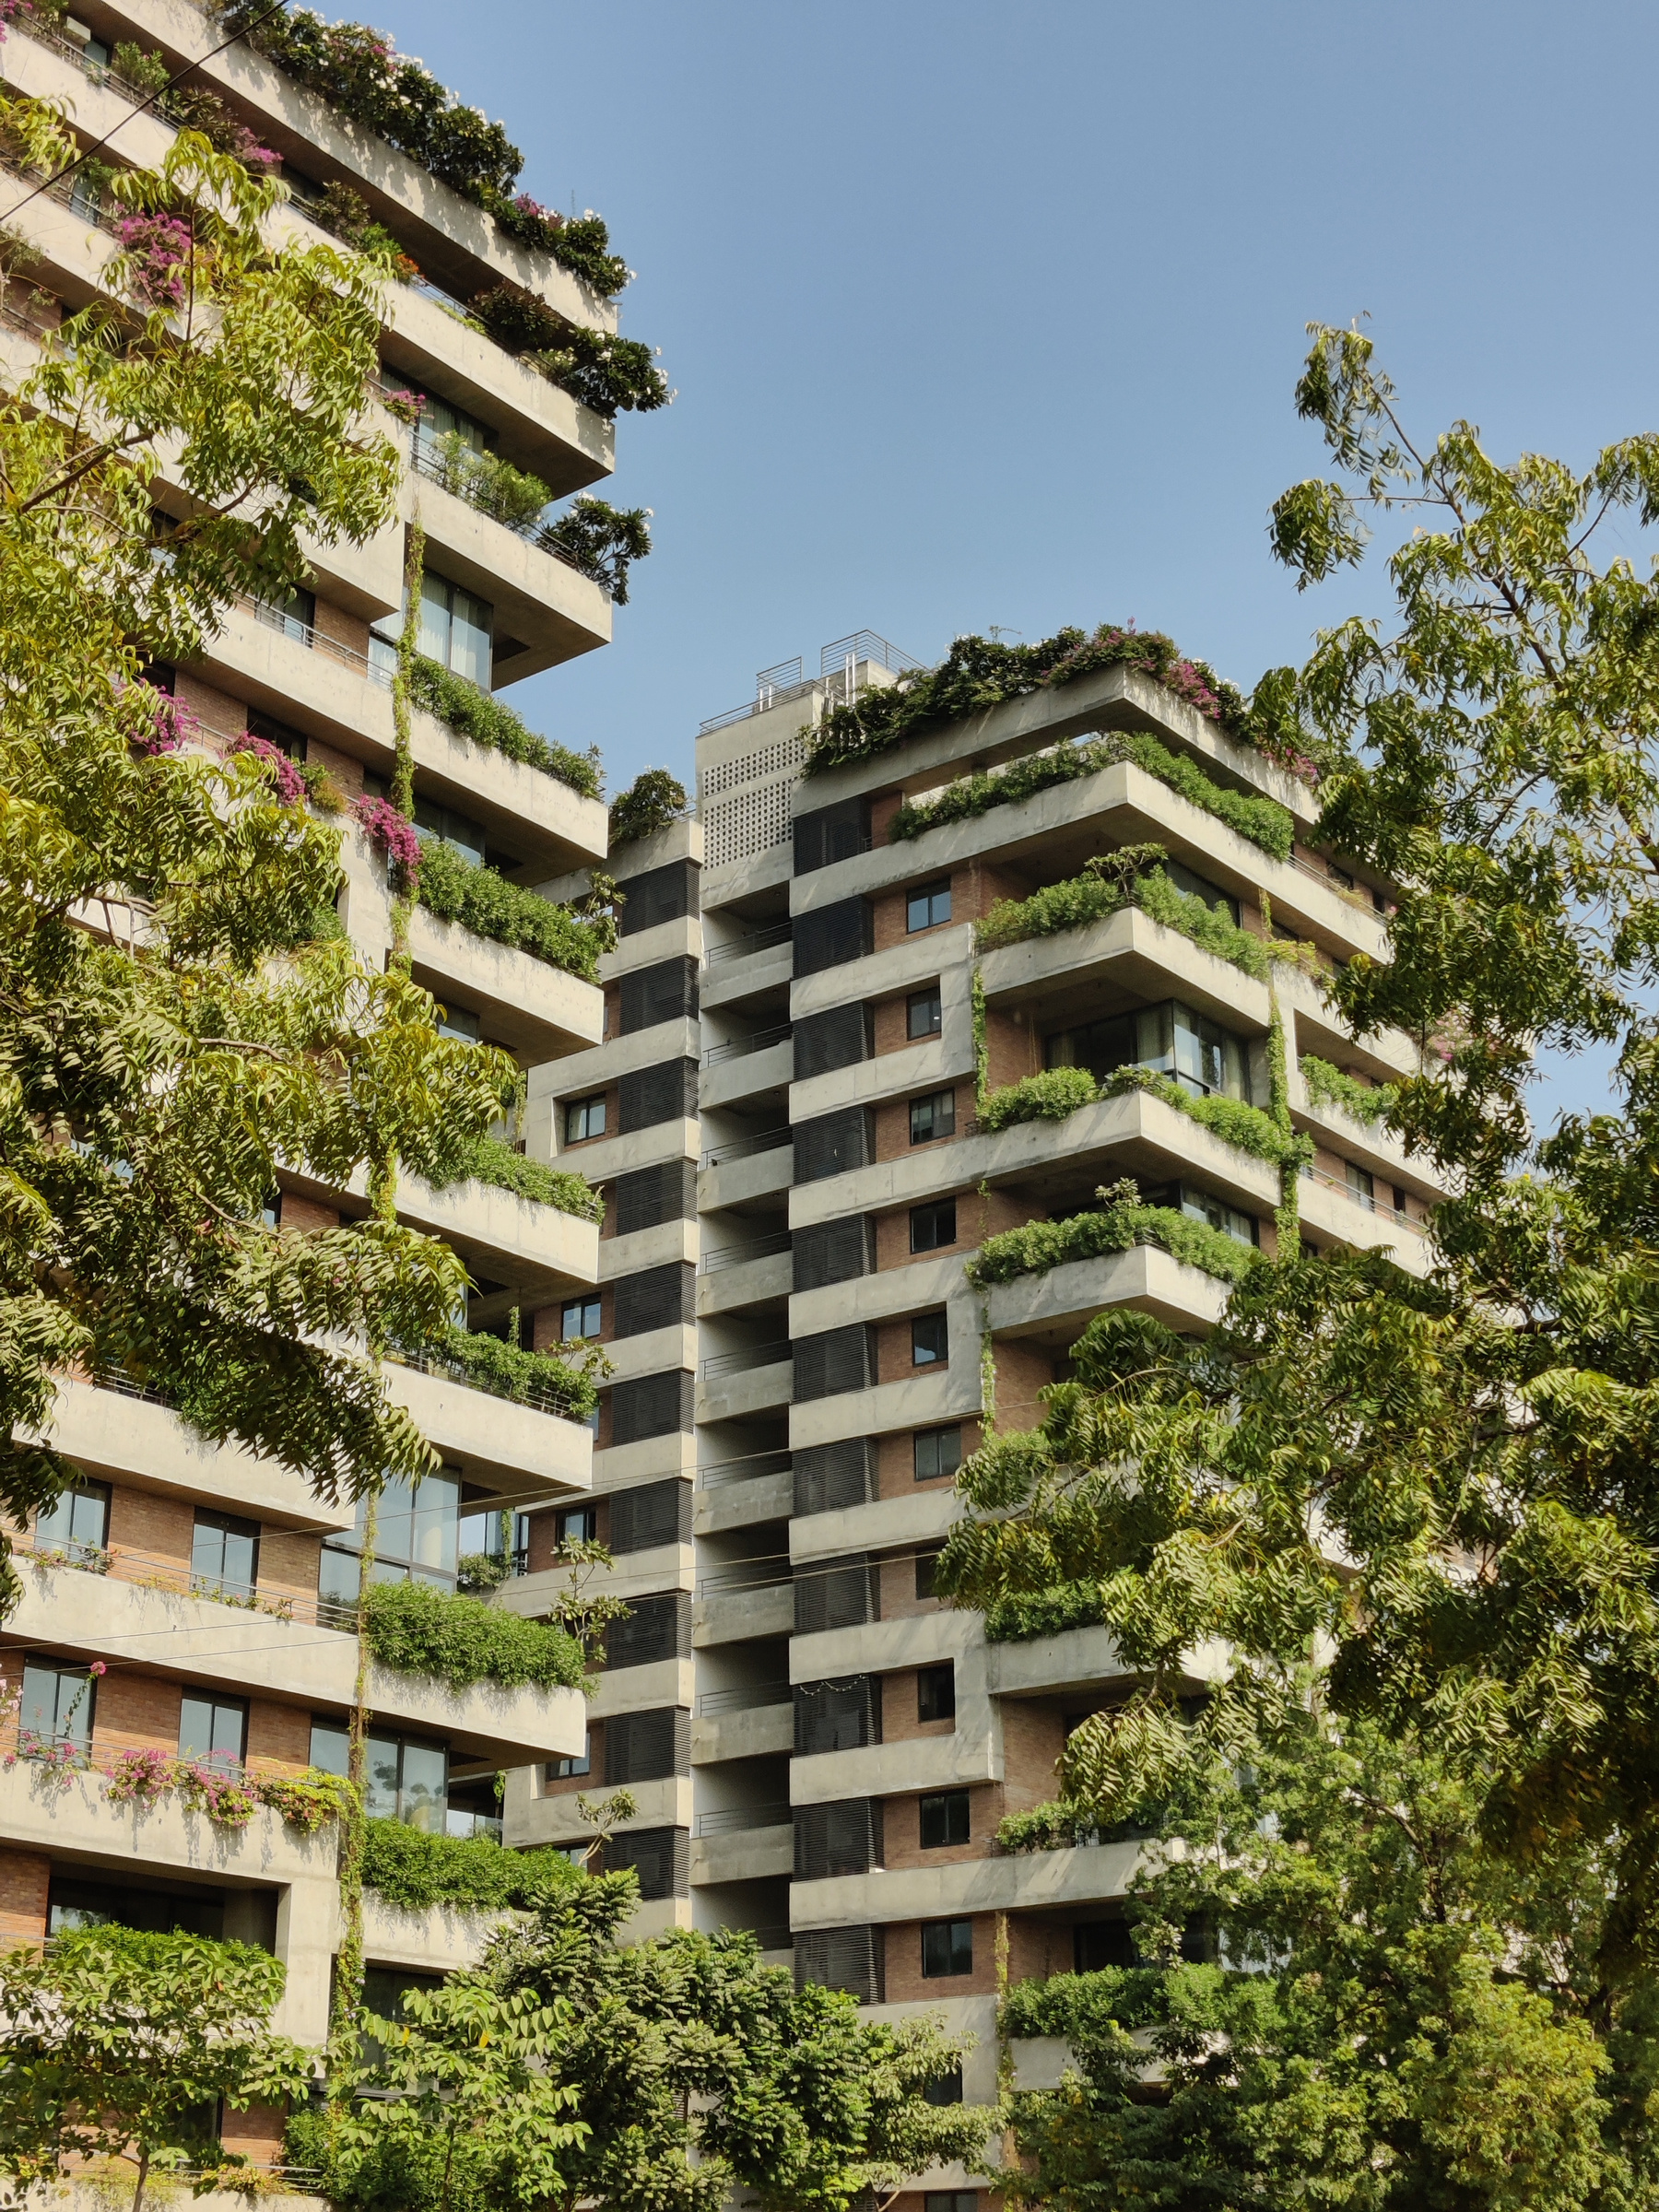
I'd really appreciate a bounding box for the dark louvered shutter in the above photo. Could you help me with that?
[794,1004,873,1080]
[609,1478,691,1553]
[793,899,872,977]
[616,1159,697,1236]
[613,1264,695,1339]
[794,1678,877,1755]
[609,1372,692,1446]
[794,799,871,876]
[794,1440,875,1516]
[619,860,697,935]
[794,1110,874,1184]
[795,1554,877,1635]
[619,1059,699,1132]
[793,1326,873,1403]
[794,1925,884,2001]
[619,958,699,1034]
[599,1826,688,1900]
[606,1592,690,1668]
[794,1799,884,1880]
[604,1708,687,1783]
[794,1218,875,1293]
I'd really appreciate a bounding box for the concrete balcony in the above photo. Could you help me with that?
[698,1138,794,1213]
[789,1253,965,1340]
[983,1241,1231,1350]
[499,1542,693,1623]
[408,706,608,879]
[790,1366,982,1455]
[691,1700,794,1764]
[504,1771,689,1849]
[689,1821,793,1886]
[790,1487,964,1565]
[406,906,603,1062]
[563,1122,696,1191]
[363,1895,506,1978]
[790,1732,999,1806]
[694,1581,794,1646]
[790,1031,971,1127]
[697,1356,793,1426]
[792,1838,1143,1931]
[790,1609,982,1685]
[36,1376,355,1532]
[0,1761,336,2042]
[695,1467,794,1535]
[535,1019,700,1107]
[700,1036,794,1114]
[585,1659,695,1719]
[405,471,611,685]
[985,1624,1133,1699]
[1287,1065,1442,1199]
[603,918,701,979]
[977,906,1273,1041]
[699,1247,792,1320]
[1299,1170,1433,1275]
[701,939,794,1015]
[2,1561,588,1763]
[381,1359,593,1493]
[604,1324,696,1388]
[383,1168,599,1304]
[787,924,974,1028]
[101,0,622,332]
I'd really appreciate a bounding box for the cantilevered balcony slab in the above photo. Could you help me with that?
[977,907,1273,1041]
[693,1582,794,1646]
[2,1563,587,1762]
[406,474,611,684]
[1298,1172,1432,1276]
[982,1242,1232,1349]
[406,907,602,1062]
[690,1823,793,1886]
[790,1486,963,1565]
[691,1701,794,1765]
[362,1897,506,1978]
[792,1839,1144,1932]
[696,1357,792,1427]
[381,1359,593,1495]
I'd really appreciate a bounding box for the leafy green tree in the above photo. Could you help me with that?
[312,1870,991,2212]
[0,110,525,1596]
[0,1925,312,2212]
[999,1714,1655,2212]
[938,328,1659,1965]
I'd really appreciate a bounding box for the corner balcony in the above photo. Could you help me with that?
[700,924,794,1015]
[696,1342,793,1425]
[406,905,603,1062]
[689,1807,793,1886]
[694,1459,794,1535]
[791,1486,962,1565]
[1298,1166,1433,1276]
[690,1681,794,1764]
[791,1838,1143,1932]
[698,1237,793,1320]
[700,1030,794,1114]
[381,1355,594,1493]
[698,1127,794,1212]
[403,471,611,684]
[693,1574,794,1647]
[976,906,1274,1041]
[2,1554,588,1763]
[982,1241,1231,1349]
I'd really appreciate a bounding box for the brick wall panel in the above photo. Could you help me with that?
[882,1912,998,2001]
[258,1530,322,1606]
[873,1083,971,1165]
[877,1670,958,1745]
[993,1342,1055,1431]
[876,1421,982,1500]
[108,1486,194,1573]
[278,1194,339,1233]
[882,1784,1002,1870]
[1000,1700,1068,1813]
[312,600,370,655]
[0,1848,50,1946]
[246,1698,311,1773]
[92,1670,182,1758]
[986,1007,1041,1089]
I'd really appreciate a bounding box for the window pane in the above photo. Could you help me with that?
[914,1427,962,1481]
[366,1735,401,1818]
[912,1312,949,1365]
[320,1544,360,1617]
[21,1660,93,1752]
[907,987,943,1040]
[309,1720,349,1776]
[448,586,492,688]
[399,1739,447,1830]
[910,1088,955,1144]
[911,1201,957,1254]
[409,1470,459,1574]
[918,1663,956,1723]
[180,1693,245,1769]
[38,1477,110,1556]
[418,571,452,665]
[908,881,952,932]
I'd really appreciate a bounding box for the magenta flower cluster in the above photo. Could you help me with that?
[131,683,197,756]
[116,212,194,310]
[0,0,41,44]
[229,731,306,805]
[354,794,422,886]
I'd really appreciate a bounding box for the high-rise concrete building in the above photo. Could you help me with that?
[0,0,623,2155]
[521,630,1441,2199]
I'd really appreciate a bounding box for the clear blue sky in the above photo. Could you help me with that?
[388,0,1650,1126]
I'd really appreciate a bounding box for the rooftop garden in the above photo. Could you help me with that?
[804,624,1260,778]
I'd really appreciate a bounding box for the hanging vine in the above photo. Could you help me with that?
[1261,894,1303,1250]
[385,518,425,968]
[970,964,989,1119]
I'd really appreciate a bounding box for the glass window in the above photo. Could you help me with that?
[418,571,493,688]
[562,1296,602,1342]
[321,1469,460,1618]
[926,2188,977,2208]
[924,2069,965,2109]
[920,1790,971,1848]
[917,1663,956,1724]
[412,390,489,466]
[36,1476,111,1561]
[1346,1160,1376,1211]
[1172,1184,1259,1247]
[253,586,316,644]
[565,1094,607,1144]
[311,1720,446,1830]
[910,1089,955,1145]
[1046,1000,1251,1104]
[907,880,952,933]
[912,1311,949,1366]
[192,1511,260,1602]
[413,793,487,868]
[914,1547,943,1601]
[921,1920,973,1978]
[1163,858,1240,926]
[910,1199,957,1254]
[179,1692,247,1771]
[907,986,943,1041]
[547,1736,591,1782]
[20,1658,95,1756]
[913,1427,962,1482]
[437,1002,481,1044]
[555,1507,597,1547]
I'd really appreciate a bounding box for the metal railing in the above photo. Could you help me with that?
[696,1680,793,1716]
[697,1562,794,1597]
[235,592,394,689]
[819,631,925,678]
[1300,1162,1424,1231]
[697,632,926,736]
[705,921,794,966]
[13,1528,332,1629]
[1289,853,1389,916]
[700,1230,793,1275]
[407,441,611,596]
[698,1449,793,1488]
[700,1126,792,1170]
[384,1343,593,1423]
[699,1341,792,1382]
[702,1023,793,1068]
[695,1802,792,1837]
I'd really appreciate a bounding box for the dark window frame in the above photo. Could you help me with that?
[907,879,953,934]
[907,984,944,1041]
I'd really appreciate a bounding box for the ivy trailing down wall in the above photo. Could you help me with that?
[805,624,1253,776]
[219,3,631,297]
[1300,1052,1396,1124]
[891,727,1296,860]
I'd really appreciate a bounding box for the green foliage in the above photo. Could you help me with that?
[982,1581,1111,1645]
[996,1719,1646,2212]
[892,726,1295,857]
[425,429,552,528]
[467,288,670,418]
[806,624,1250,777]
[539,497,653,605]
[456,1134,602,1218]
[0,121,530,1586]
[609,767,688,851]
[432,1324,600,1417]
[406,653,601,796]
[965,1190,1263,1289]
[0,1925,312,2212]
[979,1065,1100,1132]
[318,1872,989,2212]
[974,855,1273,978]
[362,1577,586,1693]
[416,838,616,978]
[360,1818,582,1912]
[978,1064,1304,1168]
[109,42,171,97]
[1300,1050,1396,1124]
[492,205,630,298]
